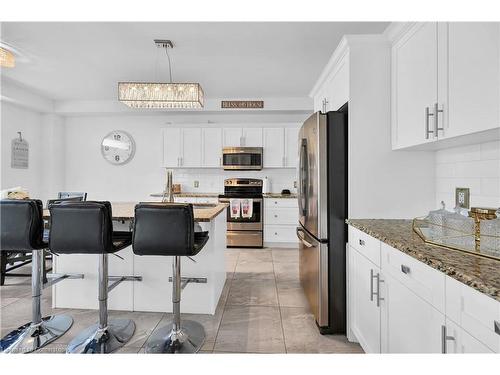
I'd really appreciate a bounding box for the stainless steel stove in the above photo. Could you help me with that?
[218,178,263,248]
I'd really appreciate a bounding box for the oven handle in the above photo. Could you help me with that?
[219,198,263,203]
[296,227,313,248]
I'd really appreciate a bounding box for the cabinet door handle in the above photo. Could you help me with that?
[425,106,434,139]
[441,325,455,354]
[359,239,365,246]
[434,102,444,138]
[370,270,383,307]
[274,214,278,218]
[495,321,500,335]
[219,156,222,166]
[177,157,180,167]
[401,264,411,274]
[282,156,286,167]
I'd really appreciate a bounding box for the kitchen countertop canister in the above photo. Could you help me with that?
[347,219,500,302]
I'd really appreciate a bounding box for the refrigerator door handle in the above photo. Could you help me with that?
[296,227,313,248]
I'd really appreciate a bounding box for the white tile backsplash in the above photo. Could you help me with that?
[435,141,500,209]
[170,168,297,194]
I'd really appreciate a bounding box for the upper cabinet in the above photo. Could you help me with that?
[263,127,300,168]
[312,46,349,113]
[202,128,223,167]
[391,22,500,150]
[222,127,263,147]
[392,23,438,148]
[163,125,298,169]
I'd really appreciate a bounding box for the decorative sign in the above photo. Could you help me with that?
[11,135,29,169]
[221,100,264,109]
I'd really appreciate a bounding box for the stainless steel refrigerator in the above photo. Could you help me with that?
[296,106,347,334]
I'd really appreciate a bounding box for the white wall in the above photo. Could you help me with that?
[63,114,305,201]
[0,102,44,199]
[435,141,500,209]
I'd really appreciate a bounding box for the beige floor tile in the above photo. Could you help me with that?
[276,280,309,308]
[109,310,164,348]
[226,278,278,307]
[0,297,19,308]
[280,306,363,354]
[0,279,32,299]
[234,261,274,280]
[214,305,285,353]
[238,249,273,263]
[271,248,299,263]
[273,262,299,283]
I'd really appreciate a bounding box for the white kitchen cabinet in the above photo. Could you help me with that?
[162,127,202,168]
[222,127,262,147]
[380,272,445,353]
[263,128,285,167]
[445,319,494,353]
[241,128,263,147]
[284,127,299,168]
[162,128,182,167]
[222,128,242,147]
[181,128,202,167]
[349,246,381,353]
[390,22,500,150]
[263,198,298,245]
[202,128,223,167]
[444,23,500,138]
[391,22,438,149]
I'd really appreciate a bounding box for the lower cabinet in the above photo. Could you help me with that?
[380,273,444,353]
[445,320,494,353]
[349,246,381,353]
[264,198,298,245]
[347,225,499,354]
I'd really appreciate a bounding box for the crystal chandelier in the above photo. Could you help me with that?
[118,40,204,109]
[0,47,15,68]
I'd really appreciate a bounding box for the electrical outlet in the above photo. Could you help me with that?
[293,181,297,189]
[455,187,470,209]
[194,180,199,188]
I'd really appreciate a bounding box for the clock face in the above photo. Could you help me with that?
[101,130,135,165]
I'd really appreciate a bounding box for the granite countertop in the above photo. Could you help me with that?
[263,193,298,199]
[43,202,229,223]
[150,192,298,199]
[347,219,500,302]
[150,192,220,198]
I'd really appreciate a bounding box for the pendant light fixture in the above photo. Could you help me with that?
[0,47,15,68]
[118,40,204,109]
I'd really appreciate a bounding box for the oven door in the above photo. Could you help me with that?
[219,197,262,230]
[222,148,262,170]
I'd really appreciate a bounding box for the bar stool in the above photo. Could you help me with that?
[49,201,141,354]
[132,203,209,353]
[0,199,81,353]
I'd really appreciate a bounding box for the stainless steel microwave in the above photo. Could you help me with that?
[222,147,263,170]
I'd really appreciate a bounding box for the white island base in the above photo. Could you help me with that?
[52,211,227,315]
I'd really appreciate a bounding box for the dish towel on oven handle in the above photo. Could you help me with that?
[230,199,241,219]
[241,199,253,218]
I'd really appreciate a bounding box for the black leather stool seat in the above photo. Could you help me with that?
[49,201,132,254]
[1,199,46,251]
[132,203,209,257]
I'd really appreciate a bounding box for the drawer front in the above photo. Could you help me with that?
[348,226,381,267]
[446,276,500,353]
[265,208,297,225]
[264,198,298,208]
[381,242,445,313]
[264,225,298,243]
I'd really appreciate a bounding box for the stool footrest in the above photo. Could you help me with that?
[168,276,207,290]
[43,273,84,288]
[107,275,142,293]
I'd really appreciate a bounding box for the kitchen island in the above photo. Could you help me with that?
[47,202,228,315]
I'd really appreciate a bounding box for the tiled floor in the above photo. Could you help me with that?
[0,247,363,354]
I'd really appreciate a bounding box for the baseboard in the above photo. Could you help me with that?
[263,241,299,249]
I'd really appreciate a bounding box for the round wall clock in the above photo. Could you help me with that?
[101,130,136,165]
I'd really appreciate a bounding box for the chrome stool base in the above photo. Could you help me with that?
[0,315,73,354]
[66,319,135,354]
[145,320,205,354]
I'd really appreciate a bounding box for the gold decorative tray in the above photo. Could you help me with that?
[413,207,500,261]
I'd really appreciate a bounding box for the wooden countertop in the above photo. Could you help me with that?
[43,202,228,222]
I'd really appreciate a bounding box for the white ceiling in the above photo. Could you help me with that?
[1,22,388,101]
